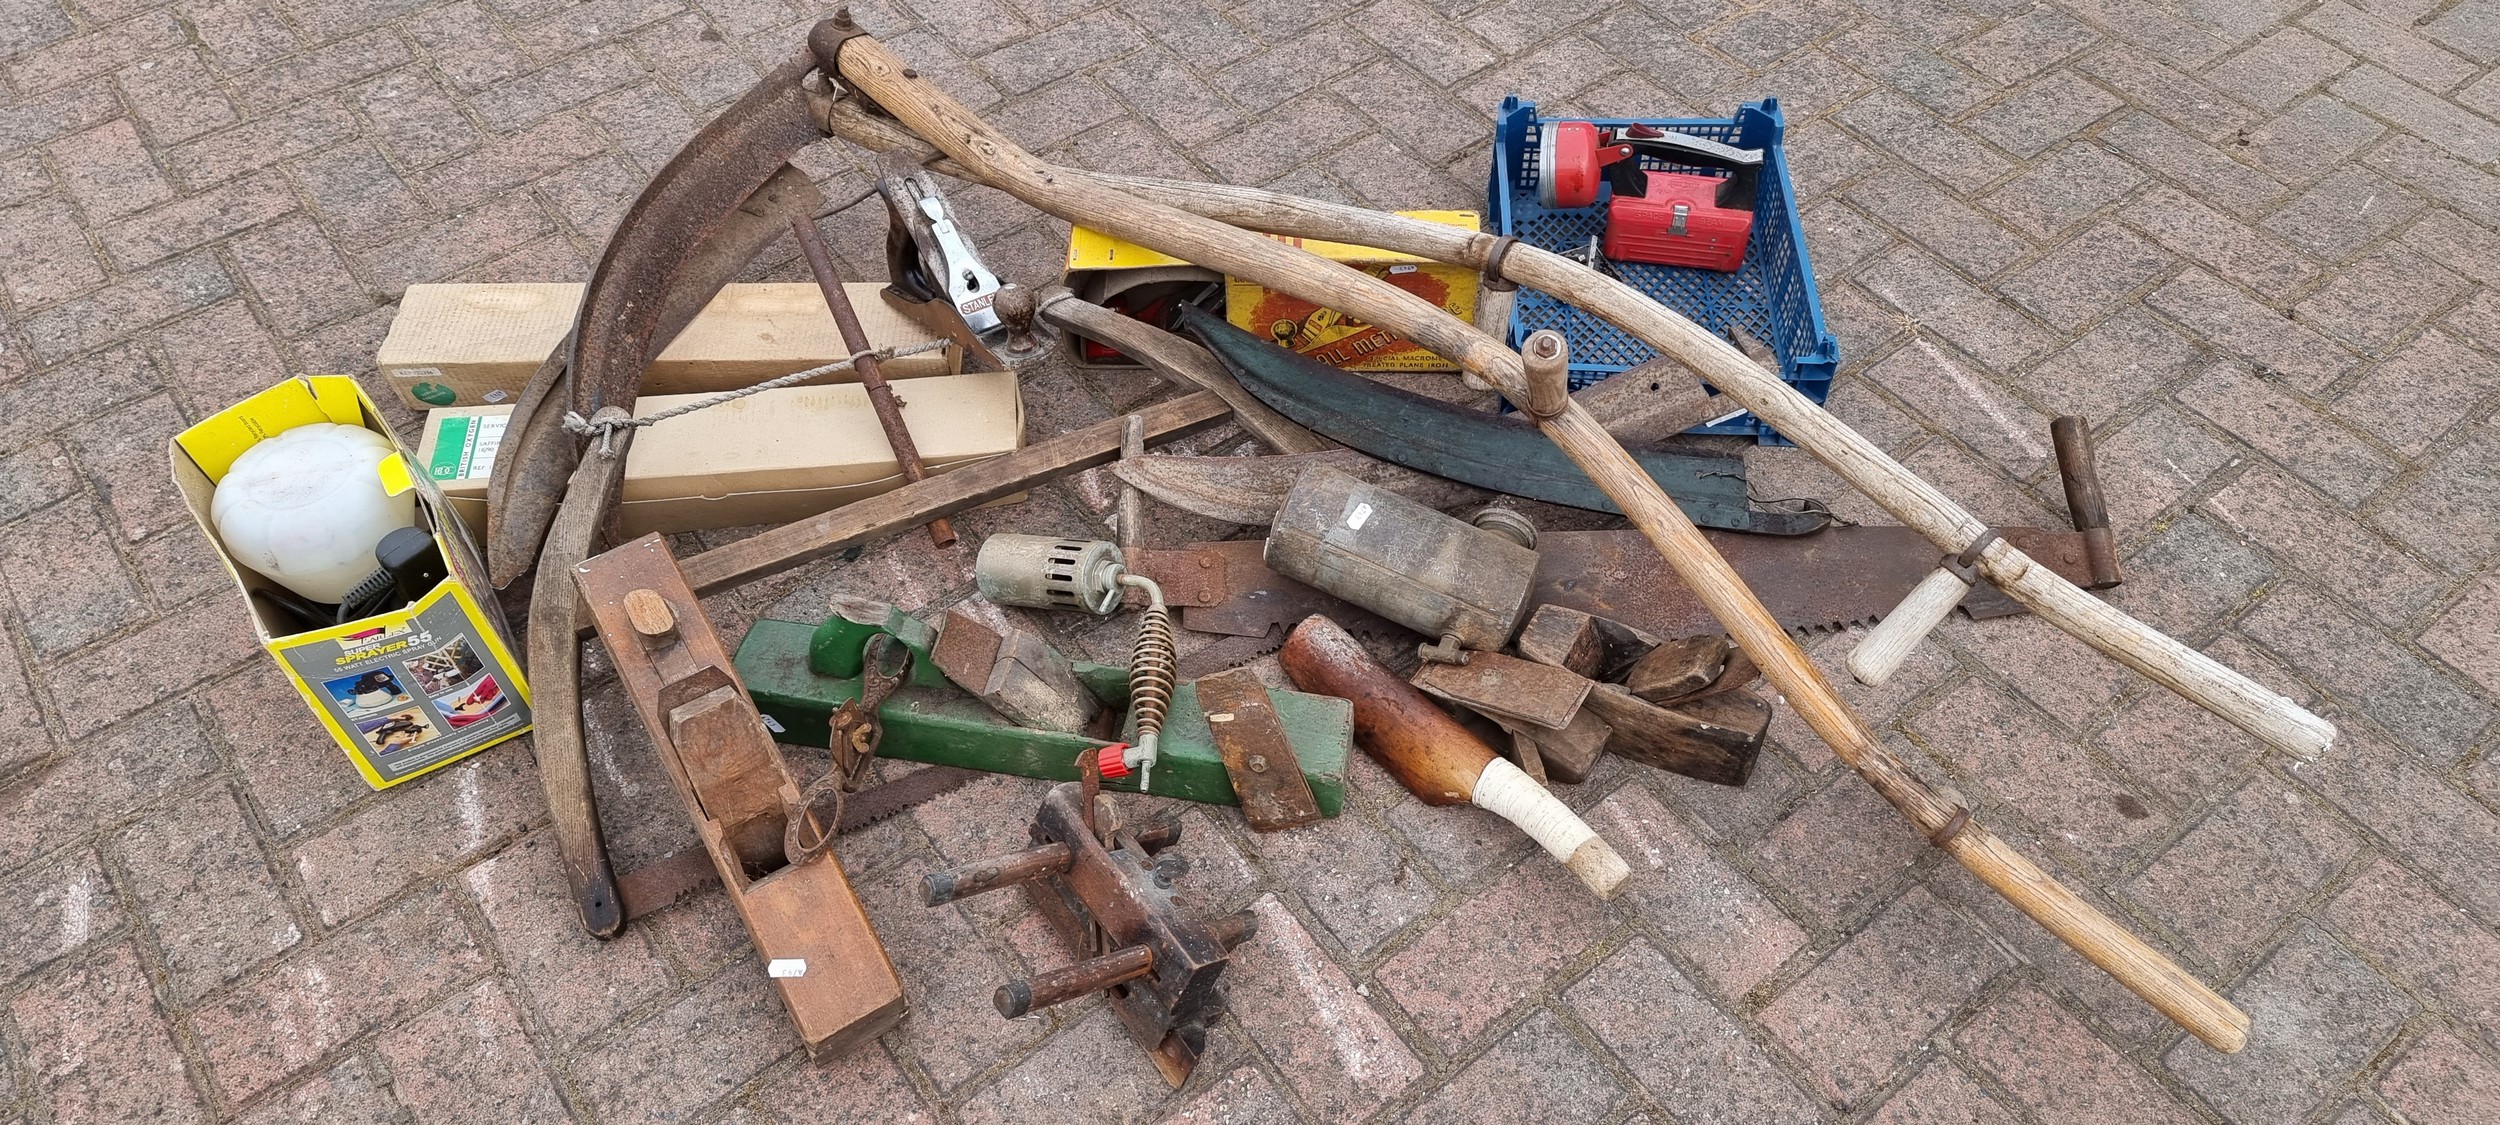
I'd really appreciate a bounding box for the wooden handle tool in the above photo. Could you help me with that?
[1279,615,1628,899]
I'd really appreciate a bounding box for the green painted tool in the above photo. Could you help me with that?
[733,605,1350,816]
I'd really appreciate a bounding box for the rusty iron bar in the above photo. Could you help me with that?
[789,215,958,547]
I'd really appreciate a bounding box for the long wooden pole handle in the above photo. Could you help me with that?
[1848,565,1971,686]
[832,33,2246,1050]
[939,163,2331,762]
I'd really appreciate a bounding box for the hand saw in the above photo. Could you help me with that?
[1127,523,2113,670]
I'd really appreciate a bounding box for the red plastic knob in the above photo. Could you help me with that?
[1095,743,1131,779]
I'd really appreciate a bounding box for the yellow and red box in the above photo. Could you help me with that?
[1062,211,1482,373]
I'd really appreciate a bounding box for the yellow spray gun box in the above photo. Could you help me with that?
[170,376,530,789]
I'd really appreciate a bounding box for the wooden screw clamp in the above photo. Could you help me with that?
[923,777,1255,1086]
[819,31,2252,1050]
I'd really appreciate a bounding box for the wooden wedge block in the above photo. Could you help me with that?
[1625,634,1733,705]
[1412,651,1592,731]
[1515,604,1605,676]
[1582,683,1761,787]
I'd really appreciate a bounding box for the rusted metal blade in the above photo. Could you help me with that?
[1194,668,1324,831]
[1126,526,2107,668]
[487,45,829,584]
[1111,450,1493,526]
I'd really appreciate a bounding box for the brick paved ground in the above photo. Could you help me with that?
[3,0,2498,1120]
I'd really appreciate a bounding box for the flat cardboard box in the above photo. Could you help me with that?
[1062,211,1481,372]
[172,376,531,790]
[418,370,1026,540]
[375,282,960,410]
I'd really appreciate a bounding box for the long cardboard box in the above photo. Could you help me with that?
[375,282,960,410]
[418,370,1026,539]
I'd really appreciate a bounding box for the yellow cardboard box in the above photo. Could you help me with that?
[416,370,1028,541]
[171,377,530,789]
[1062,211,1481,372]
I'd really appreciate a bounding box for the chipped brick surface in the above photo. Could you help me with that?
[1,0,2492,1119]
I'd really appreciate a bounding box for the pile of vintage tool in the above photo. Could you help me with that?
[483,11,2337,1076]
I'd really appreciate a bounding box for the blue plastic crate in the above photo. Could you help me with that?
[1487,96,1839,444]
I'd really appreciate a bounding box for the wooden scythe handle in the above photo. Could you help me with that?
[818,99,2324,765]
[831,32,2250,1052]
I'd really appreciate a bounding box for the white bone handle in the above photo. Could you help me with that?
[1848,565,1972,686]
[1470,757,1629,899]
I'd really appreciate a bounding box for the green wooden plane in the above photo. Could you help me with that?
[733,603,1349,816]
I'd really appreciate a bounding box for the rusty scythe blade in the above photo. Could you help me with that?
[493,42,838,939]
[488,51,832,584]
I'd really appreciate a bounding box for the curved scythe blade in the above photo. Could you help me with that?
[486,48,830,586]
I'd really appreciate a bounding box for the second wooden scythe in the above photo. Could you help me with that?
[817,17,2250,1051]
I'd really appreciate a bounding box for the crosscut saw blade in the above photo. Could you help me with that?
[1175,305,1825,535]
[1127,526,2105,668]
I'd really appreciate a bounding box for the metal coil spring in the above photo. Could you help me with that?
[1127,600,1175,744]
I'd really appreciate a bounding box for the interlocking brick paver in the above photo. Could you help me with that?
[754,1043,939,1124]
[2325,856,2500,1046]
[2124,774,2359,966]
[190,887,489,1103]
[1571,939,1826,1121]
[1760,885,2009,1106]
[2000,221,2173,331]
[2166,923,2412,1125]
[1589,784,1806,996]
[0,848,119,986]
[1980,141,2146,239]
[1376,858,1607,1050]
[2244,584,2494,759]
[1751,774,1926,928]
[2206,28,2355,108]
[1958,984,2198,1125]
[1411,1010,1619,1123]
[377,978,573,1123]
[2297,244,2468,353]
[2199,464,2438,625]
[13,942,211,1123]
[231,1057,399,1125]
[1865,1061,2019,1125]
[569,963,796,1125]
[114,783,301,1002]
[1226,895,1423,1121]
[0,698,222,871]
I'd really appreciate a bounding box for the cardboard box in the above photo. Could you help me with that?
[172,377,531,790]
[374,282,961,410]
[1062,211,1482,372]
[417,370,1026,540]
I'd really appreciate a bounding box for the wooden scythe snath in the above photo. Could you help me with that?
[814,17,2286,1051]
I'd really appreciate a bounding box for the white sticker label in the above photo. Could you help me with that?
[768,958,808,978]
[390,367,445,380]
[482,388,509,403]
[1388,263,1417,274]
[1346,502,1373,530]
[1208,712,1234,723]
[759,713,786,734]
